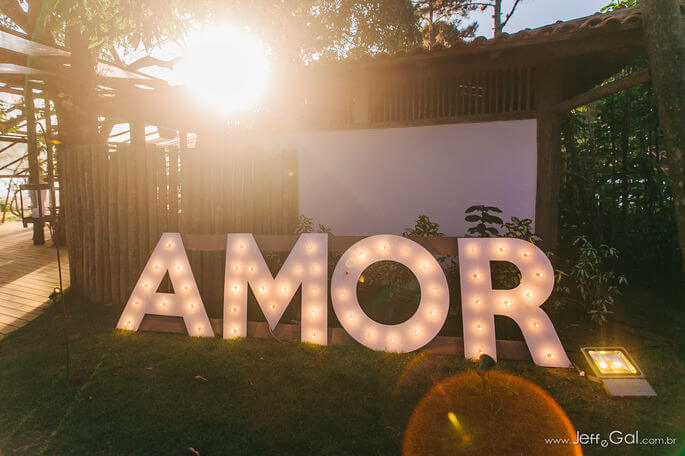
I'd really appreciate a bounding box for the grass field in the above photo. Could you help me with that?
[0,292,682,455]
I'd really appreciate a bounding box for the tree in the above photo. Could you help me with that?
[414,0,477,49]
[640,0,685,274]
[184,0,422,62]
[469,0,522,36]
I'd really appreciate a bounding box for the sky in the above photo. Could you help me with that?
[468,0,610,38]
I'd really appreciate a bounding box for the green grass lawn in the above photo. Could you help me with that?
[0,292,683,455]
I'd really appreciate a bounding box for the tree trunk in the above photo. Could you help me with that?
[428,5,434,50]
[641,0,685,273]
[493,0,502,37]
[58,29,100,145]
[55,28,102,297]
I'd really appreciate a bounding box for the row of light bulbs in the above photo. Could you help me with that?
[117,234,570,367]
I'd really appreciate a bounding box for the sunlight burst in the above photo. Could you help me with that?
[174,25,270,113]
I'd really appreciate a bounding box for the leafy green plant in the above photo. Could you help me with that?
[318,223,333,234]
[294,214,333,235]
[464,205,503,237]
[403,215,444,237]
[294,214,314,234]
[551,236,628,326]
[503,216,541,245]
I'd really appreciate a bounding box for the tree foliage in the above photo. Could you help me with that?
[559,57,679,283]
[414,0,476,49]
[195,0,422,62]
[0,0,190,51]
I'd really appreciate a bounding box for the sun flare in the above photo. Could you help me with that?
[174,25,270,113]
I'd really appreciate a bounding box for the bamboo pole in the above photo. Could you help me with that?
[91,146,105,304]
[147,145,159,248]
[116,150,129,302]
[60,145,79,292]
[137,145,149,265]
[78,147,88,300]
[108,150,120,305]
[100,147,112,304]
[169,146,180,232]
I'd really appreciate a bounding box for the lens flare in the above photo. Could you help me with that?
[402,371,581,456]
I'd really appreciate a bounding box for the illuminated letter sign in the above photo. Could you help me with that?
[458,238,570,367]
[118,233,571,367]
[331,235,449,352]
[116,233,214,337]
[223,233,328,345]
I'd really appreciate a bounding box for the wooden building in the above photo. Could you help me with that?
[0,5,670,308]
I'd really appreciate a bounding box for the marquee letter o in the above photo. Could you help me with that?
[331,235,449,352]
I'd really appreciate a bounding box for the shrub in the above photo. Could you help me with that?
[403,215,444,237]
[550,236,628,326]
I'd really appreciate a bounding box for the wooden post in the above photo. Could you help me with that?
[534,67,564,250]
[44,100,55,214]
[23,85,45,245]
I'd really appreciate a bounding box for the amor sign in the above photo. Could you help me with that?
[117,233,570,367]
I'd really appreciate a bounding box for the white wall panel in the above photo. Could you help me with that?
[287,120,537,236]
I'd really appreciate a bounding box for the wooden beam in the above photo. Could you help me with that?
[534,66,564,250]
[0,142,17,154]
[553,68,650,113]
[0,153,26,171]
[180,233,461,255]
[0,135,27,143]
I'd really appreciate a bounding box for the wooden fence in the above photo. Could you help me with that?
[60,144,298,309]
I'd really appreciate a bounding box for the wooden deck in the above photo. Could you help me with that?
[0,222,69,339]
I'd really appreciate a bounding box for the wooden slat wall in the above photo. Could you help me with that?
[62,143,299,309]
[361,66,535,127]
